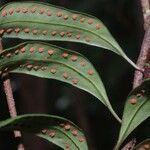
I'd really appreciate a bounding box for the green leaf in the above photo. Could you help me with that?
[0,114,88,150]
[133,139,150,150]
[0,1,138,69]
[0,41,121,122]
[115,80,150,150]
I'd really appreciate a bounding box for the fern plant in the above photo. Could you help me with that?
[0,1,149,150]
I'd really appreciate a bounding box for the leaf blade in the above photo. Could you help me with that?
[0,1,138,69]
[115,80,150,150]
[0,114,88,150]
[0,41,121,122]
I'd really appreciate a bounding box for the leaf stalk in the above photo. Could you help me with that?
[0,39,25,150]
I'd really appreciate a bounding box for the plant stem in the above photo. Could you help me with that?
[141,0,150,30]
[0,40,25,150]
[133,28,150,88]
[116,1,150,150]
[133,0,150,88]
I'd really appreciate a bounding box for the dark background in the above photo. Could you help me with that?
[0,0,149,150]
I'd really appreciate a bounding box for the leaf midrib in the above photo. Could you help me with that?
[0,56,108,106]
[0,117,81,149]
[52,126,81,150]
[118,98,148,146]
[0,20,120,55]
[38,126,80,150]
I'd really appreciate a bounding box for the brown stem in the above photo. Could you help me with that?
[141,0,150,30]
[120,0,150,149]
[133,28,150,88]
[0,40,25,150]
[121,139,136,150]
[133,0,150,88]
[3,79,18,117]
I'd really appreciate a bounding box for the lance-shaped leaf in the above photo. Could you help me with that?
[133,139,150,150]
[0,1,138,69]
[0,41,121,122]
[0,114,88,150]
[115,80,150,150]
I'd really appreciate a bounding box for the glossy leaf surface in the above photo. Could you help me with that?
[0,41,121,122]
[0,114,88,150]
[0,1,138,69]
[115,80,150,150]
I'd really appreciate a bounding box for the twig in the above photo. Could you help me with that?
[141,0,150,30]
[133,28,150,88]
[133,0,150,88]
[121,139,136,150]
[0,40,25,150]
